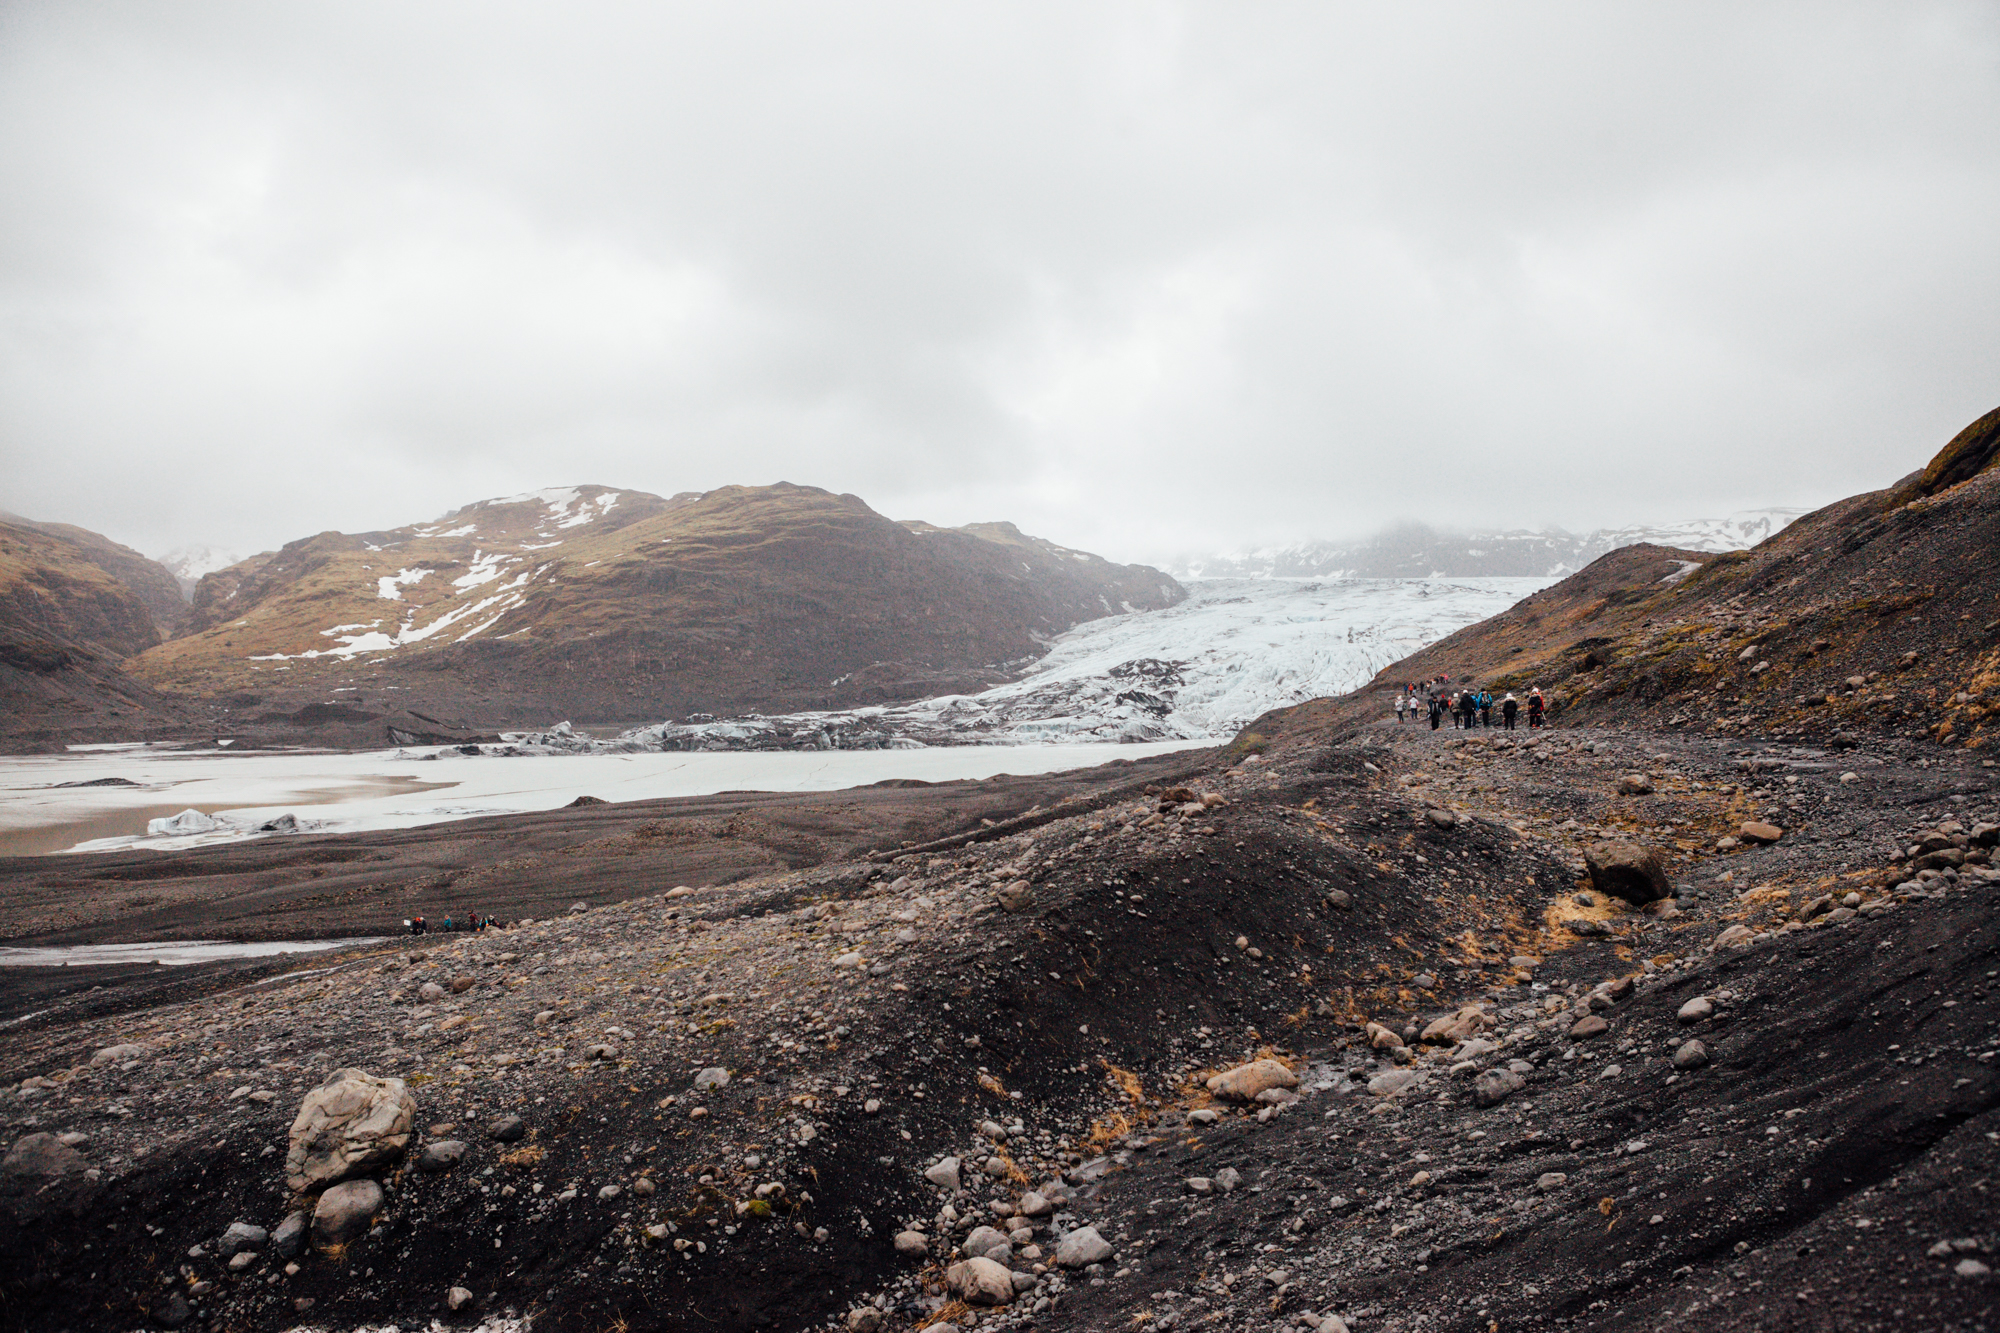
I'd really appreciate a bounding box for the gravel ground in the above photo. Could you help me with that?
[1,719,1995,1333]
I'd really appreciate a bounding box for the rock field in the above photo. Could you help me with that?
[3,709,1996,1333]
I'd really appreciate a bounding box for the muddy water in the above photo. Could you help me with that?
[0,937,388,966]
[0,775,455,857]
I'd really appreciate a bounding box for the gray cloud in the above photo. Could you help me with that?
[3,2,1997,565]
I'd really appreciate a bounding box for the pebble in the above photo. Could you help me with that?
[488,1114,526,1142]
[894,1230,929,1257]
[1568,1015,1609,1039]
[1536,1172,1567,1191]
[449,1286,475,1311]
[694,1067,731,1091]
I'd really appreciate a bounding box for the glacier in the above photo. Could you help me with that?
[510,575,1554,754]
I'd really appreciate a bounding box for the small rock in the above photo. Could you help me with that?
[995,881,1034,913]
[228,1251,258,1272]
[270,1211,308,1259]
[1426,808,1458,830]
[1368,1069,1421,1097]
[1618,774,1655,795]
[310,1178,385,1247]
[946,1256,1016,1305]
[90,1043,147,1066]
[1214,1167,1241,1192]
[1673,1040,1710,1070]
[1472,1068,1525,1108]
[448,975,476,994]
[487,1114,526,1142]
[964,1224,1012,1261]
[925,1156,962,1191]
[155,1293,192,1329]
[599,1184,621,1200]
[417,1140,468,1173]
[694,1067,731,1091]
[1056,1225,1114,1268]
[1,1132,85,1178]
[1584,841,1672,904]
[894,1230,929,1257]
[846,1310,886,1333]
[1712,924,1755,951]
[1738,821,1784,845]
[218,1222,268,1257]
[1956,1258,1992,1277]
[633,1176,656,1196]
[449,1286,475,1311]
[1206,1058,1299,1103]
[1536,1172,1567,1192]
[1677,997,1714,1023]
[1568,1015,1610,1039]
[1017,1190,1053,1217]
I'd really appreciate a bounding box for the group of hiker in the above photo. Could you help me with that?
[1393,676,1545,732]
[405,913,501,935]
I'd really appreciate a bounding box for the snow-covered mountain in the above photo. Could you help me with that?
[509,575,1552,753]
[156,544,242,599]
[1172,508,1803,580]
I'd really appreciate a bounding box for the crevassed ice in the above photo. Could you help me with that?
[511,575,1553,753]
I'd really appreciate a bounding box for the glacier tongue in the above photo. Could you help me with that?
[509,576,1553,754]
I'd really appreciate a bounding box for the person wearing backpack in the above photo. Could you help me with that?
[1501,693,1519,731]
[1478,689,1494,728]
[1528,688,1546,729]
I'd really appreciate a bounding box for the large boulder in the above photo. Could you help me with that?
[945,1256,1016,1305]
[285,1068,416,1192]
[1583,842,1672,905]
[1205,1059,1298,1103]
[310,1178,384,1247]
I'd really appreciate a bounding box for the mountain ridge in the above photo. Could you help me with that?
[1173,507,1802,580]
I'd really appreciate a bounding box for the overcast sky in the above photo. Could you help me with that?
[3,3,1997,567]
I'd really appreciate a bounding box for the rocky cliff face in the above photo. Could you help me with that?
[133,484,1184,734]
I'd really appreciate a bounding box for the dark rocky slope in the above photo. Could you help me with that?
[1321,404,2000,754]
[0,514,202,749]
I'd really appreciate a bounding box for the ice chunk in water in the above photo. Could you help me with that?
[146,809,223,836]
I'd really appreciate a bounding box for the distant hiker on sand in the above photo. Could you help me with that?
[1501,693,1519,731]
[1528,688,1547,729]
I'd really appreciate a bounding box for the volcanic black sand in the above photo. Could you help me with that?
[1,712,1995,1333]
